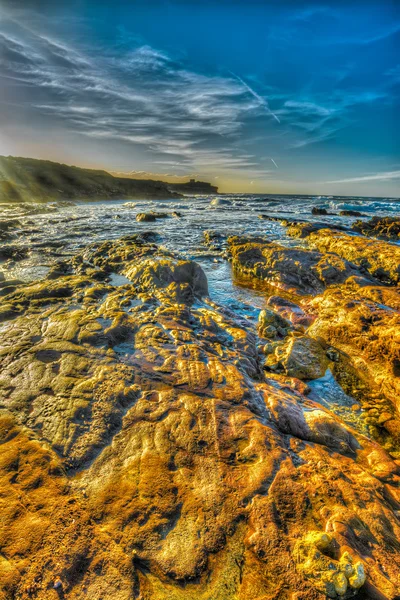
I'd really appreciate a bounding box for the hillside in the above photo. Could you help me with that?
[0,156,183,202]
[168,178,218,194]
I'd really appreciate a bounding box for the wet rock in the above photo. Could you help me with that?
[267,296,315,328]
[307,229,400,285]
[124,257,209,303]
[352,215,400,241]
[312,207,332,215]
[0,245,29,262]
[136,212,157,222]
[0,237,400,599]
[275,335,330,380]
[258,307,292,339]
[307,280,400,446]
[228,237,363,296]
[293,531,365,598]
[286,221,349,238]
[203,230,226,251]
[339,210,365,217]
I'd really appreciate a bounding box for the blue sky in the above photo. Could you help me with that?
[0,0,399,195]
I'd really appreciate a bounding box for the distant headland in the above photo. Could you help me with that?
[0,156,218,203]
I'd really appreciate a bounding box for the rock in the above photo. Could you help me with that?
[124,257,209,303]
[0,245,29,262]
[339,210,364,217]
[275,335,330,380]
[293,531,366,598]
[303,409,359,453]
[307,280,400,445]
[203,230,226,251]
[228,237,364,296]
[0,236,399,599]
[286,221,349,238]
[267,296,315,328]
[258,307,292,339]
[352,216,400,241]
[307,229,400,285]
[312,207,330,215]
[136,212,157,222]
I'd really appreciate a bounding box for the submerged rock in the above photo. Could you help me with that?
[339,209,365,217]
[307,279,400,450]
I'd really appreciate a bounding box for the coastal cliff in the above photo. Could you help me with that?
[0,156,183,203]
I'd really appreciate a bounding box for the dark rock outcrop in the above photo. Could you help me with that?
[352,216,400,240]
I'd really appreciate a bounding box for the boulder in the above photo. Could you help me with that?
[275,335,330,380]
[136,212,156,222]
[339,210,364,217]
[312,207,333,215]
[228,237,364,296]
[307,229,400,285]
[352,216,400,241]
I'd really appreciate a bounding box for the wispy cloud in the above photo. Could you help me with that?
[0,20,274,177]
[321,170,400,184]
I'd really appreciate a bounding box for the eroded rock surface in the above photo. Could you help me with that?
[352,216,400,241]
[0,236,399,600]
[228,236,365,296]
[307,229,400,285]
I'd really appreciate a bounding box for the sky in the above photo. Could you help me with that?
[0,0,399,196]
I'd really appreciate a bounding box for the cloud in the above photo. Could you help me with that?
[0,20,274,177]
[321,171,400,184]
[274,86,391,149]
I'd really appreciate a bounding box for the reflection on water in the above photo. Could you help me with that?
[308,369,369,437]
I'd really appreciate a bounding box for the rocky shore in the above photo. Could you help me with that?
[0,213,400,599]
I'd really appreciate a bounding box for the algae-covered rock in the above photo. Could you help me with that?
[307,280,400,436]
[228,237,362,296]
[352,215,400,241]
[307,229,400,285]
[136,212,157,222]
[0,236,399,599]
[276,335,329,380]
[293,531,366,598]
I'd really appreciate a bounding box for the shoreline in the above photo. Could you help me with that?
[0,209,399,598]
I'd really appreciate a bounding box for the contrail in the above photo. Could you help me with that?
[270,158,279,169]
[230,72,281,124]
